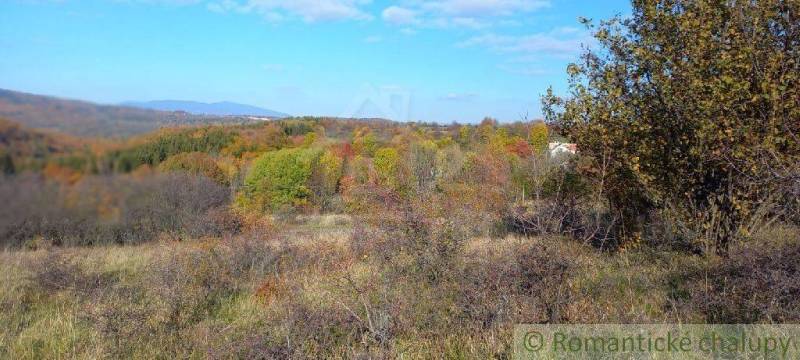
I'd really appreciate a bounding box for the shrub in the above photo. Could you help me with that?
[111,173,231,243]
[373,147,402,191]
[528,121,549,155]
[1,151,14,175]
[106,127,235,172]
[434,145,465,187]
[308,149,343,211]
[352,127,378,156]
[544,1,800,252]
[279,119,317,136]
[157,152,228,185]
[26,250,114,295]
[0,173,231,248]
[82,237,279,357]
[243,148,323,211]
[223,123,289,157]
[458,241,575,325]
[409,140,438,192]
[684,236,800,322]
[351,191,471,285]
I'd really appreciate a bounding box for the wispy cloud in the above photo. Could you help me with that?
[450,17,489,29]
[420,0,550,17]
[382,6,418,25]
[207,0,373,22]
[457,27,591,58]
[457,26,591,77]
[30,0,199,3]
[381,0,549,30]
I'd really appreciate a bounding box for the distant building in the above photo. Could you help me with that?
[548,142,577,157]
[246,116,273,121]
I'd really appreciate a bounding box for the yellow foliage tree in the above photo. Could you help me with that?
[529,122,549,155]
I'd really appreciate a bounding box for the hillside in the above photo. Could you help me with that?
[1,115,798,357]
[0,118,100,174]
[123,100,289,118]
[0,89,259,138]
[0,118,80,159]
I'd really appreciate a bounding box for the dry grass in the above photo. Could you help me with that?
[1,219,798,359]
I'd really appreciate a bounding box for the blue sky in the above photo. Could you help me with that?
[0,0,630,123]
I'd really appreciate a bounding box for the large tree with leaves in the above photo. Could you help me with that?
[544,0,799,253]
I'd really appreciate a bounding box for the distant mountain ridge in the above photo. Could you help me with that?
[0,89,278,138]
[123,100,289,118]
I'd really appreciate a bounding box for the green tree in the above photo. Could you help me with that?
[302,132,318,147]
[477,118,497,144]
[352,128,379,156]
[373,147,402,190]
[108,127,236,172]
[528,122,549,156]
[543,0,800,253]
[243,148,323,211]
[457,125,472,147]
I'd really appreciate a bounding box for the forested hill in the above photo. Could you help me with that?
[0,118,95,173]
[0,89,259,138]
[0,118,79,156]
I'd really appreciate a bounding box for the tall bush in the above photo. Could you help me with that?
[373,147,402,191]
[309,149,344,210]
[243,148,323,211]
[528,122,549,156]
[543,0,800,253]
[158,152,228,185]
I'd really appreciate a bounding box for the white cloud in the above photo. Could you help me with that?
[382,6,418,25]
[144,0,201,4]
[109,0,201,4]
[29,0,203,7]
[208,0,373,22]
[451,17,488,29]
[421,0,549,17]
[382,0,549,30]
[457,27,592,76]
[457,28,591,58]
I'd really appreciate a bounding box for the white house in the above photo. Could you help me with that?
[548,142,577,157]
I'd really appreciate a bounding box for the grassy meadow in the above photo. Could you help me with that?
[2,215,798,358]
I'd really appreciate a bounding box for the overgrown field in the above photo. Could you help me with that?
[1,0,798,357]
[2,216,798,359]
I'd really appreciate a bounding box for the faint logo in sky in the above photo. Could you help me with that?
[340,84,413,121]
